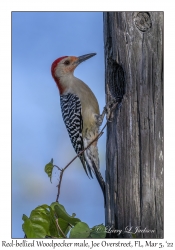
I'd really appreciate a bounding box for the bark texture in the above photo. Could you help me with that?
[104,12,163,238]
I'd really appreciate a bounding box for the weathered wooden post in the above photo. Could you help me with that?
[104,12,163,238]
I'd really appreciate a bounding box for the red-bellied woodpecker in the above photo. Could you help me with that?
[51,53,105,197]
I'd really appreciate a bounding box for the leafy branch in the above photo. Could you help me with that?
[22,202,106,238]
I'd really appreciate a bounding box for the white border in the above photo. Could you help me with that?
[0,0,175,246]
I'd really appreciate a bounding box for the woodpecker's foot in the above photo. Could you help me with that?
[96,107,107,126]
[101,100,118,122]
[108,101,119,121]
[95,100,119,126]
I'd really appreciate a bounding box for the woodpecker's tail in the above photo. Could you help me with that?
[85,156,106,202]
[83,141,106,201]
[79,154,93,178]
[91,160,106,202]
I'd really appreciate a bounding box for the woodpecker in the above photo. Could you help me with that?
[51,53,105,197]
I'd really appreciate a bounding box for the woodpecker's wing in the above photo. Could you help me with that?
[60,93,93,178]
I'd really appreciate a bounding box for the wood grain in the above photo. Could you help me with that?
[104,12,163,238]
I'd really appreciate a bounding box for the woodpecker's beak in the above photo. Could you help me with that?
[76,53,96,65]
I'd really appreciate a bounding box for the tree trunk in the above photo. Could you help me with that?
[104,12,163,239]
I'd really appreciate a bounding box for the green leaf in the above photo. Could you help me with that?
[69,222,90,238]
[89,224,106,238]
[47,205,59,238]
[22,213,49,238]
[50,202,74,236]
[22,204,59,239]
[57,218,71,236]
[53,203,81,226]
[50,202,65,211]
[45,159,54,182]
[22,214,29,221]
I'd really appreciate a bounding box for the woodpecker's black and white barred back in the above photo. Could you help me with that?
[60,93,93,178]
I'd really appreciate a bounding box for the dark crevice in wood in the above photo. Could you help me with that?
[107,58,126,102]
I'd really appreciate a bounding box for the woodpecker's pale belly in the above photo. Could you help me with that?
[81,107,98,136]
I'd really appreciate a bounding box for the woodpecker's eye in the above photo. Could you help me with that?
[64,60,70,65]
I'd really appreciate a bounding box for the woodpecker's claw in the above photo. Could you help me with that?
[105,101,119,122]
[95,108,106,126]
[103,83,123,122]
[96,100,119,126]
[108,101,119,120]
